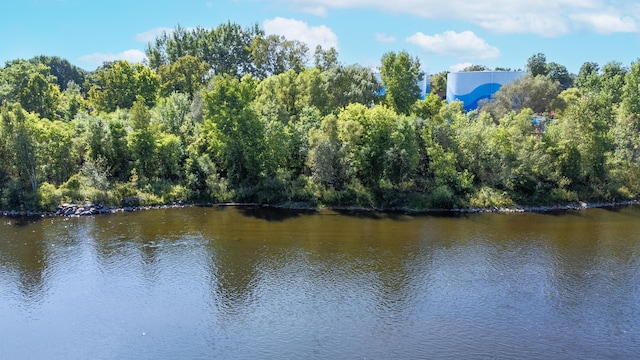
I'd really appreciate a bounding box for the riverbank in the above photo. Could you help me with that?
[2,198,640,218]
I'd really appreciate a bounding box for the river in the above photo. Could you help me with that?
[1,206,639,359]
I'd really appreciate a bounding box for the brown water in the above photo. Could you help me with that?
[1,206,640,359]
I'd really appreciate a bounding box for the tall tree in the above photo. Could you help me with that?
[313,46,339,71]
[19,72,61,119]
[380,51,424,115]
[0,60,56,106]
[202,22,261,77]
[158,55,209,98]
[57,81,85,121]
[128,96,156,180]
[482,74,561,120]
[251,34,309,79]
[411,93,446,120]
[29,55,86,92]
[600,61,627,104]
[254,69,301,123]
[461,64,490,72]
[88,61,159,112]
[202,74,264,186]
[430,71,448,95]
[574,61,600,90]
[324,64,381,112]
[546,62,573,90]
[526,53,548,77]
[36,119,76,185]
[1,104,39,191]
[308,114,345,189]
[623,60,640,117]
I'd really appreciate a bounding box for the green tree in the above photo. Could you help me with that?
[165,25,199,64]
[153,92,195,143]
[254,69,302,123]
[251,34,309,78]
[461,64,490,72]
[324,64,380,112]
[203,22,261,77]
[600,61,627,104]
[158,55,209,98]
[420,104,474,208]
[57,81,85,121]
[19,73,61,119]
[88,61,159,112]
[546,62,573,89]
[526,53,548,77]
[128,97,156,180]
[482,74,561,120]
[202,74,264,187]
[313,46,339,71]
[380,51,424,115]
[87,61,135,112]
[1,104,39,191]
[77,113,110,163]
[29,55,86,92]
[107,118,129,180]
[430,71,448,95]
[384,116,420,187]
[308,114,346,189]
[454,111,501,186]
[36,119,77,185]
[296,68,329,114]
[551,92,613,191]
[574,61,600,90]
[607,109,640,198]
[411,93,445,120]
[0,59,56,105]
[622,60,640,117]
[155,132,183,180]
[336,104,400,187]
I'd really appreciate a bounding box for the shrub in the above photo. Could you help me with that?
[468,186,514,209]
[37,182,63,211]
[427,185,456,209]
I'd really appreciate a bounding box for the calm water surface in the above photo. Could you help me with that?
[1,206,640,359]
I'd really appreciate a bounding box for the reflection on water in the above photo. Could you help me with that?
[1,206,640,359]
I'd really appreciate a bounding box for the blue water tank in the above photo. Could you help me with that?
[446,71,525,112]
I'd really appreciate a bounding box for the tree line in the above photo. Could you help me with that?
[1,22,640,212]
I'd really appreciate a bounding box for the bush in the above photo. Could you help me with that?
[205,173,235,203]
[2,181,27,209]
[427,185,456,209]
[407,193,431,210]
[468,186,514,209]
[37,182,63,211]
[547,188,579,204]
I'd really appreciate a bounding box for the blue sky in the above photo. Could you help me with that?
[2,0,639,75]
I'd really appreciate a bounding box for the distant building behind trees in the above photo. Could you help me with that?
[446,71,525,112]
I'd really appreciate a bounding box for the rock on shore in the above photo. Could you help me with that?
[1,199,640,218]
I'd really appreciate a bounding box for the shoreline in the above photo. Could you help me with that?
[2,199,640,218]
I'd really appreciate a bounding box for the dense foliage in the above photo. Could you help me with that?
[2,22,640,212]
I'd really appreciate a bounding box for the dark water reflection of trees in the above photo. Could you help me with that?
[2,206,640,358]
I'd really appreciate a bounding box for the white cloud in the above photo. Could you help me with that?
[375,33,396,43]
[450,62,473,72]
[263,17,338,50]
[473,13,570,37]
[297,5,328,16]
[135,27,175,43]
[570,12,638,34]
[284,0,640,36]
[78,49,147,68]
[407,31,500,60]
